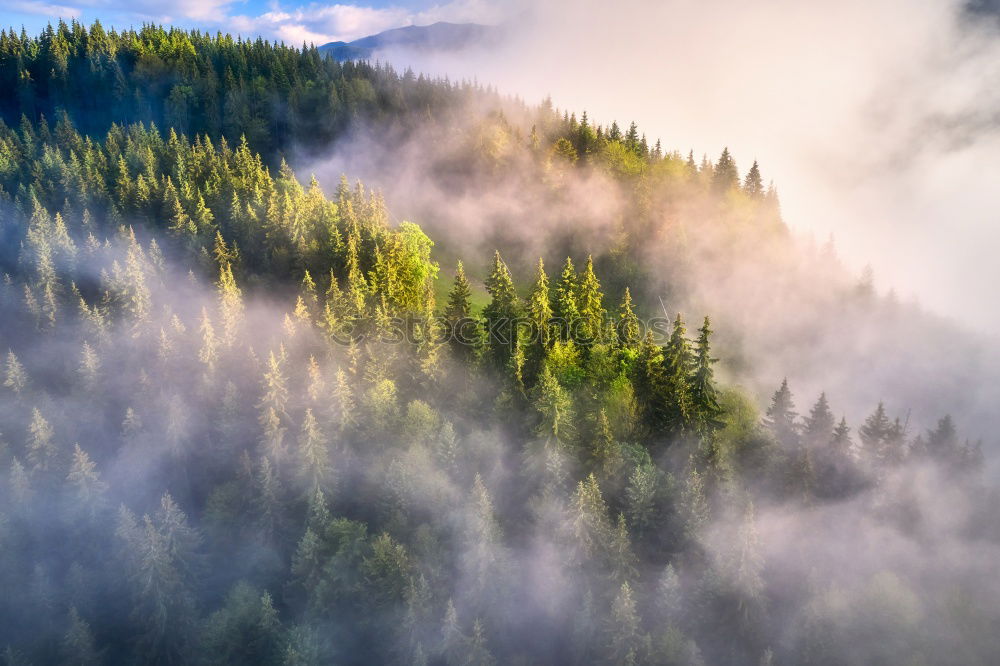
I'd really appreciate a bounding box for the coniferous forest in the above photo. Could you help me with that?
[1,21,999,666]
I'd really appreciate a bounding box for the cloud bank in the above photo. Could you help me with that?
[382,0,1000,332]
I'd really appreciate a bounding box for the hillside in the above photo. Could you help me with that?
[0,21,998,666]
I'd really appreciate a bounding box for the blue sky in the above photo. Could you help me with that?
[1,0,508,44]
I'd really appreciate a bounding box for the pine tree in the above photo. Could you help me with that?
[465,619,496,666]
[10,457,32,506]
[655,564,682,621]
[625,460,660,539]
[743,160,764,198]
[27,407,56,472]
[217,261,244,348]
[62,607,102,666]
[764,379,799,448]
[927,414,958,459]
[78,341,101,391]
[3,350,28,395]
[297,408,330,491]
[197,307,218,373]
[332,367,356,432]
[712,147,739,194]
[607,581,641,665]
[859,402,892,464]
[591,409,624,479]
[260,407,287,465]
[445,261,473,323]
[255,456,284,539]
[67,443,107,516]
[616,288,640,348]
[482,251,520,371]
[691,317,722,434]
[534,365,574,445]
[679,463,709,542]
[440,600,466,665]
[571,473,612,561]
[577,255,606,343]
[663,314,696,435]
[553,257,580,339]
[527,258,554,349]
[259,349,289,418]
[831,417,852,455]
[465,475,506,607]
[803,393,836,447]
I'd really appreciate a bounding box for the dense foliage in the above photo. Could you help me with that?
[0,21,996,666]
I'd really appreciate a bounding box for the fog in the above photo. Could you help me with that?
[370,0,1000,332]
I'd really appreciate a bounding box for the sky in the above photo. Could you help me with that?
[2,0,999,332]
[0,0,506,44]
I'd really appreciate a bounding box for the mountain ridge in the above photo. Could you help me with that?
[318,21,498,61]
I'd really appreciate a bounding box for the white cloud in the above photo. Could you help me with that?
[230,0,508,45]
[6,0,83,17]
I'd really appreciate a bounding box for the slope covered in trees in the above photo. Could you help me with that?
[0,21,999,666]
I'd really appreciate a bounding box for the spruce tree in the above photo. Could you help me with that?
[527,258,554,349]
[297,408,330,491]
[577,255,606,344]
[553,257,580,340]
[831,417,852,455]
[67,443,107,516]
[3,351,28,396]
[534,365,574,445]
[764,379,799,448]
[482,251,520,371]
[691,317,722,434]
[444,261,473,323]
[616,288,640,348]
[803,393,835,446]
[859,402,892,463]
[663,314,696,436]
[27,407,56,472]
[743,160,764,198]
[712,147,739,194]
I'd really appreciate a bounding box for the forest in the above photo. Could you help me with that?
[0,20,999,666]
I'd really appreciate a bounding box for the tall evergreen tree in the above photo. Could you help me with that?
[553,257,580,340]
[691,317,722,434]
[663,314,696,436]
[764,379,799,448]
[803,393,835,447]
[482,251,520,372]
[743,160,764,198]
[712,147,739,194]
[577,255,606,344]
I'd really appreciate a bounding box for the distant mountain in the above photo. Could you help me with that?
[318,22,498,61]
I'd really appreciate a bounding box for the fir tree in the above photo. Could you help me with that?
[527,258,554,349]
[764,379,799,448]
[663,314,696,436]
[616,287,640,348]
[577,255,606,344]
[27,407,56,472]
[553,257,580,339]
[297,408,330,491]
[804,393,836,447]
[743,160,764,198]
[691,317,722,434]
[482,251,520,371]
[67,443,108,516]
[3,351,28,396]
[712,147,739,194]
